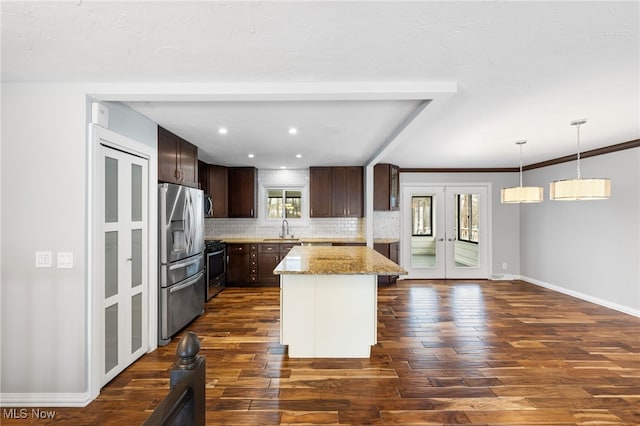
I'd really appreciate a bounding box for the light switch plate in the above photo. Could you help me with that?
[57,252,74,269]
[35,251,53,268]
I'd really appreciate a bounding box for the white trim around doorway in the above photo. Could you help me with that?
[399,182,493,280]
[87,124,157,401]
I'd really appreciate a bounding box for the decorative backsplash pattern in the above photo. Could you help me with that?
[373,210,400,239]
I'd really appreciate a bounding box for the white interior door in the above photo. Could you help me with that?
[98,144,149,386]
[402,185,489,279]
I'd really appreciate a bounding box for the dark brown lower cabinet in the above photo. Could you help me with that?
[229,242,300,287]
[374,241,400,285]
[227,243,258,286]
[258,244,280,286]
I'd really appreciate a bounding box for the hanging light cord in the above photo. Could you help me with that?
[514,139,527,187]
[520,144,523,187]
[518,143,524,187]
[576,123,582,180]
[571,119,586,180]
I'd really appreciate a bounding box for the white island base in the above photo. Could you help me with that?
[280,274,377,358]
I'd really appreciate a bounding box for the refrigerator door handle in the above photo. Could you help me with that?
[168,256,202,271]
[169,271,204,294]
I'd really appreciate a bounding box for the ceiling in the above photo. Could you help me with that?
[2,1,639,169]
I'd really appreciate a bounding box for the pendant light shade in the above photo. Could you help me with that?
[550,119,611,201]
[501,140,544,203]
[549,178,611,200]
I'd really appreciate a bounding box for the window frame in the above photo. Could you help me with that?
[260,183,309,226]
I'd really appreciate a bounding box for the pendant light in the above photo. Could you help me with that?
[501,140,543,203]
[550,119,611,200]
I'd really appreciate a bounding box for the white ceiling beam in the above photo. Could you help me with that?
[88,81,457,102]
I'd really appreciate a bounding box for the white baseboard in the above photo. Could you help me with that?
[490,273,515,281]
[0,392,92,407]
[519,275,640,318]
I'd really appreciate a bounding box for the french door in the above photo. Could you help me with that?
[98,144,149,386]
[402,185,489,279]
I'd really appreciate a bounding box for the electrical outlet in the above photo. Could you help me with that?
[502,262,508,270]
[57,252,74,269]
[35,251,53,268]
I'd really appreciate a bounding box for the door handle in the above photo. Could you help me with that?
[437,238,444,242]
[448,238,454,242]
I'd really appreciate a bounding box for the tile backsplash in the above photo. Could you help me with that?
[205,217,364,239]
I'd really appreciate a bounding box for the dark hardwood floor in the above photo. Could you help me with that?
[4,279,640,425]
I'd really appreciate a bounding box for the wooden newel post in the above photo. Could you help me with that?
[170,332,206,426]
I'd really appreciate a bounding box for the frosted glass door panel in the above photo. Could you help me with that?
[131,293,142,353]
[105,231,118,298]
[105,303,118,374]
[131,164,142,222]
[131,229,142,288]
[105,157,118,223]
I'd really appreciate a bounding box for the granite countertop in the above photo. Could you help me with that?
[206,236,399,244]
[207,237,367,244]
[274,246,407,276]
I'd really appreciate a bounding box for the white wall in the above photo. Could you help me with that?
[1,84,88,396]
[400,172,520,276]
[0,86,157,404]
[521,148,640,315]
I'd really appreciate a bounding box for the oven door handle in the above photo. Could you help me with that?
[207,249,225,257]
[169,256,202,271]
[169,271,204,294]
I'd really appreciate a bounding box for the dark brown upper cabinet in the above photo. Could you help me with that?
[158,126,198,188]
[310,166,363,218]
[374,163,399,211]
[199,162,229,218]
[228,167,257,218]
[208,165,229,218]
[309,167,333,218]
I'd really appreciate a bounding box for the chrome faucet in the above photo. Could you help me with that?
[280,219,290,239]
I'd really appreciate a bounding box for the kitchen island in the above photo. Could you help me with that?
[274,245,407,358]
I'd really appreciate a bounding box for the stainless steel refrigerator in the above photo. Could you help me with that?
[158,183,205,346]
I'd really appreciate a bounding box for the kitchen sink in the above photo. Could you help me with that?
[263,238,299,242]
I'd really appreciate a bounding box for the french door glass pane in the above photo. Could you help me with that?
[105,157,118,223]
[131,293,142,353]
[105,303,118,373]
[131,229,142,288]
[131,164,142,222]
[105,231,118,298]
[411,195,436,268]
[454,193,479,268]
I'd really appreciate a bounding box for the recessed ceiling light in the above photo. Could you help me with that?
[248,154,255,158]
[280,166,287,169]
[296,154,302,158]
[218,127,228,134]
[288,127,297,135]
